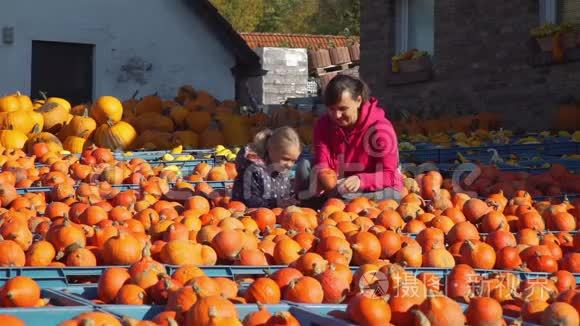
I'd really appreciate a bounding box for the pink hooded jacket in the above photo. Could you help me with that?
[313,97,403,192]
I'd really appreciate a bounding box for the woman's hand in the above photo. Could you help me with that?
[337,175,361,194]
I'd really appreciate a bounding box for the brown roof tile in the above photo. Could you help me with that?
[240,32,359,49]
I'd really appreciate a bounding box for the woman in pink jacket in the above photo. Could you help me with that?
[296,75,403,205]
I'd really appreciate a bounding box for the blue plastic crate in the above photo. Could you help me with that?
[113,148,216,159]
[0,307,99,325]
[166,265,290,278]
[289,306,355,326]
[414,142,438,150]
[94,303,295,321]
[289,303,539,326]
[400,149,442,164]
[16,180,234,194]
[5,263,579,288]
[0,288,98,325]
[34,156,219,169]
[545,141,579,156]
[0,265,290,288]
[401,267,580,283]
[507,143,548,154]
[0,267,170,288]
[542,157,580,170]
[54,286,348,324]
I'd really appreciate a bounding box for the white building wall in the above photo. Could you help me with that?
[0,0,237,101]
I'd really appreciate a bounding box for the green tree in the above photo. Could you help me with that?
[314,0,360,35]
[211,0,264,32]
[211,0,359,36]
[255,0,300,33]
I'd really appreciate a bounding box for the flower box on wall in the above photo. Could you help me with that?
[387,49,434,85]
[536,36,555,52]
[391,49,432,73]
[563,31,578,49]
[528,23,580,66]
[535,32,577,52]
[530,23,578,52]
[397,56,432,73]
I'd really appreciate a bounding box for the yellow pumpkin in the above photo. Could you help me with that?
[134,94,163,116]
[216,114,250,146]
[199,120,225,148]
[269,106,301,128]
[0,130,28,149]
[172,130,199,148]
[0,94,20,112]
[176,85,196,105]
[59,108,96,140]
[91,96,123,125]
[94,120,137,150]
[133,113,174,133]
[46,97,71,112]
[29,111,44,132]
[32,99,45,110]
[163,100,179,108]
[27,125,64,154]
[122,90,140,115]
[0,110,37,134]
[37,102,71,133]
[298,124,313,145]
[220,100,238,111]
[191,90,217,112]
[70,104,89,116]
[250,112,268,128]
[13,92,33,111]
[556,103,580,131]
[63,136,88,154]
[185,110,211,133]
[168,105,190,129]
[135,130,173,150]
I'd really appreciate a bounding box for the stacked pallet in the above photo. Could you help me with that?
[308,43,361,90]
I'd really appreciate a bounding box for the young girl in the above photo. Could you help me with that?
[232,126,302,208]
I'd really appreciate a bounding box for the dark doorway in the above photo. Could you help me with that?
[31,41,94,105]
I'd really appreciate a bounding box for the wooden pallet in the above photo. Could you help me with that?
[312,61,360,76]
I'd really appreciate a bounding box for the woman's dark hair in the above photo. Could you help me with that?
[324,75,370,106]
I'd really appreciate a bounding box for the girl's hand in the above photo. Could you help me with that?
[338,175,361,194]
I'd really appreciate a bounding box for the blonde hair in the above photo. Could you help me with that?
[250,126,301,159]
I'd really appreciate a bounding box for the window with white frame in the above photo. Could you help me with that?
[540,0,580,27]
[394,0,435,55]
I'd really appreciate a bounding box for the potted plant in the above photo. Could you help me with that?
[391,49,432,73]
[530,23,562,51]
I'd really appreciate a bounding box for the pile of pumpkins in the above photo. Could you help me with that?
[393,101,580,141]
[0,145,577,324]
[455,163,580,198]
[0,86,316,154]
[392,111,503,138]
[0,145,237,189]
